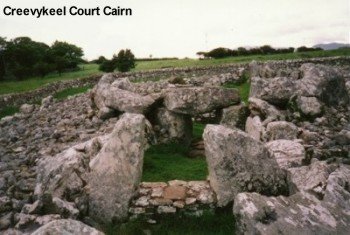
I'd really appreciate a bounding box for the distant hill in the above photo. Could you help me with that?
[314,43,350,50]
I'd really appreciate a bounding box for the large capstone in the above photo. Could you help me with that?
[203,125,289,207]
[164,86,240,115]
[88,113,147,223]
[91,75,157,117]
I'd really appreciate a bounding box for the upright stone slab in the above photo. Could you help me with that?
[203,125,289,207]
[88,113,147,223]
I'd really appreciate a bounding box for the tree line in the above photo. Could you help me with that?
[0,37,84,81]
[197,45,323,59]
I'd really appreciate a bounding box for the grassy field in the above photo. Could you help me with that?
[53,86,93,100]
[0,48,349,96]
[0,64,101,95]
[134,48,350,71]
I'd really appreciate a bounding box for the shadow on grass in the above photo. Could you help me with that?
[105,207,235,235]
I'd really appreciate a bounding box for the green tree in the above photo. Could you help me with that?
[93,56,108,64]
[50,41,84,72]
[4,37,52,79]
[99,59,116,72]
[113,49,135,72]
[34,62,54,77]
[0,37,7,80]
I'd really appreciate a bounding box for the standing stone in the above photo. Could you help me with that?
[203,125,289,207]
[88,113,147,223]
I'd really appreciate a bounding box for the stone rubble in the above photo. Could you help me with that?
[0,58,349,234]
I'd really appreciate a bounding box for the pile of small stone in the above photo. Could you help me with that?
[129,180,216,219]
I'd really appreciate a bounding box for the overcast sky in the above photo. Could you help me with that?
[0,0,349,59]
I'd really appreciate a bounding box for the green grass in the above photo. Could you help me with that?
[0,106,19,119]
[0,64,101,95]
[142,142,208,182]
[134,48,350,71]
[106,209,234,235]
[193,122,206,140]
[223,82,251,104]
[53,85,93,100]
[0,48,348,95]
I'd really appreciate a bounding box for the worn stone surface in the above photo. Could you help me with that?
[91,75,157,115]
[31,219,104,235]
[233,164,350,235]
[130,180,215,218]
[296,63,349,106]
[150,108,192,146]
[164,86,240,115]
[295,96,323,117]
[266,140,305,169]
[88,113,147,223]
[288,160,331,197]
[19,104,35,114]
[245,116,264,141]
[203,125,289,206]
[220,103,249,130]
[250,76,296,106]
[264,121,298,141]
[248,97,284,123]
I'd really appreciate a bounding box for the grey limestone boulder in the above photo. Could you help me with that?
[233,163,350,235]
[31,219,104,235]
[265,140,305,169]
[264,121,298,141]
[88,113,147,223]
[220,103,249,130]
[164,86,240,115]
[150,107,192,146]
[250,76,296,106]
[203,124,289,207]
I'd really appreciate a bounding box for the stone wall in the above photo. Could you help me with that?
[129,180,216,219]
[1,56,349,110]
